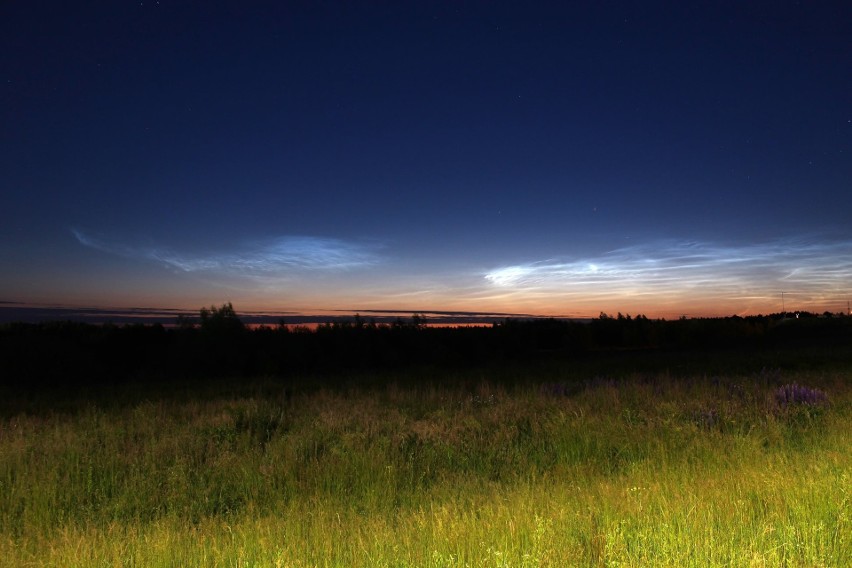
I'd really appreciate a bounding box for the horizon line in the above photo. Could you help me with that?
[1,300,842,326]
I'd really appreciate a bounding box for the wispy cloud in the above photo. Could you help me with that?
[72,229,382,275]
[484,238,852,313]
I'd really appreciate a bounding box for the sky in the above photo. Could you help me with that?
[2,1,850,320]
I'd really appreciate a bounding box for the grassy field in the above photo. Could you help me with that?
[0,367,849,567]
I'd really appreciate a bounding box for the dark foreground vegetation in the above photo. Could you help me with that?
[2,306,850,565]
[2,304,852,394]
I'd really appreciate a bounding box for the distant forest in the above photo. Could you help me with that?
[3,303,852,390]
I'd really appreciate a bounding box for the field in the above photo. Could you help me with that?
[1,361,849,567]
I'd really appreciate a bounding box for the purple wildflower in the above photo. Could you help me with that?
[774,383,829,408]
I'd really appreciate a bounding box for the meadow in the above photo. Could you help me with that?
[1,361,849,567]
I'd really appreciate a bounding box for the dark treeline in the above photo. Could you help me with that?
[3,304,852,390]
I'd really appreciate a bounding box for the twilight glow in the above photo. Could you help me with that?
[481,239,852,317]
[53,231,852,319]
[72,230,383,275]
[2,3,850,321]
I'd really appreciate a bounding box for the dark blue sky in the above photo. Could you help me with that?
[2,1,850,317]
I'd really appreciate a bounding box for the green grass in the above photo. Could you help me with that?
[1,370,849,566]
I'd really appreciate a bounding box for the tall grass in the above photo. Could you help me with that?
[1,370,849,566]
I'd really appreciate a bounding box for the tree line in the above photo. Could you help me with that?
[2,304,851,389]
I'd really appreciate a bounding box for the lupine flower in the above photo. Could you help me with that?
[774,383,828,407]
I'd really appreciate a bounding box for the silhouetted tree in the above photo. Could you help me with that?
[199,302,244,334]
[411,313,427,329]
[176,314,196,330]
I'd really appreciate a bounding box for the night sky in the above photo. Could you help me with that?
[2,2,850,320]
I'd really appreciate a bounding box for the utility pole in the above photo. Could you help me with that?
[781,291,785,314]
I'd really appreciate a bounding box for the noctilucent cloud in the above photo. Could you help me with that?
[2,2,850,319]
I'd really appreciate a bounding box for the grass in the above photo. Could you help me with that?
[0,368,849,566]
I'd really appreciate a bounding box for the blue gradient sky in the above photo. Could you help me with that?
[2,2,850,318]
